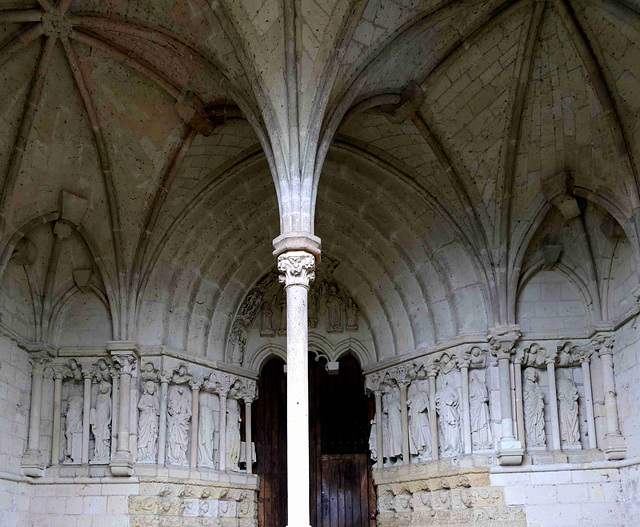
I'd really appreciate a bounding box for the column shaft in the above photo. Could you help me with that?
[460,366,472,454]
[245,401,253,474]
[158,380,169,465]
[400,384,410,464]
[428,374,439,460]
[82,375,91,464]
[601,353,621,436]
[581,360,597,449]
[218,394,227,471]
[190,387,200,468]
[27,367,44,452]
[375,392,383,469]
[286,282,310,526]
[547,361,561,451]
[498,358,515,441]
[110,374,119,457]
[117,371,131,453]
[514,362,525,449]
[51,375,63,465]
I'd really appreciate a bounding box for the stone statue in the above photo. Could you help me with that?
[384,385,403,463]
[523,368,546,448]
[260,302,275,336]
[557,371,580,447]
[308,287,318,328]
[64,386,83,464]
[468,373,492,450]
[469,347,485,368]
[278,294,287,335]
[238,289,262,324]
[369,415,377,462]
[436,379,463,457]
[326,284,343,332]
[172,363,192,384]
[167,385,192,465]
[226,398,242,471]
[228,327,246,365]
[67,359,83,381]
[407,379,432,462]
[137,381,160,462]
[346,297,359,330]
[90,381,111,463]
[198,391,216,468]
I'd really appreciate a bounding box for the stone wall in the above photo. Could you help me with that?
[492,465,625,527]
[0,475,259,527]
[0,334,30,476]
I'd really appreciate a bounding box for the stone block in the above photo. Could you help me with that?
[525,485,558,505]
[84,496,107,514]
[530,471,573,485]
[557,483,589,503]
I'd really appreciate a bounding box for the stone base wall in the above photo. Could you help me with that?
[373,458,640,527]
[0,473,258,527]
[373,463,526,527]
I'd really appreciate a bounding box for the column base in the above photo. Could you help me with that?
[21,450,45,477]
[110,451,134,476]
[602,434,627,461]
[497,438,523,466]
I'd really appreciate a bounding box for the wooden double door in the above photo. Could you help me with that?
[254,354,374,527]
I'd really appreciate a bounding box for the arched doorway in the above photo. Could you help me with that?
[255,354,374,527]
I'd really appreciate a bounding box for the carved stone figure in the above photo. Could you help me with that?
[369,415,377,462]
[469,347,485,368]
[260,302,275,336]
[468,373,492,450]
[308,287,318,328]
[198,391,216,468]
[167,385,192,465]
[523,368,546,448]
[384,385,403,463]
[436,379,463,457]
[140,362,158,382]
[238,289,262,324]
[64,387,83,464]
[137,381,160,462]
[278,294,287,335]
[226,398,242,471]
[557,371,580,447]
[172,363,192,385]
[326,284,343,332]
[407,379,432,461]
[228,327,246,365]
[346,297,359,331]
[90,381,111,463]
[66,359,83,381]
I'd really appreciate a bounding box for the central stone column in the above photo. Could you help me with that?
[274,233,320,527]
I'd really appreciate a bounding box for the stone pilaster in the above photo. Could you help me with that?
[489,327,523,466]
[22,352,52,477]
[108,341,139,476]
[592,334,627,460]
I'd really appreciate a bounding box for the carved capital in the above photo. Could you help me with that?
[112,355,137,376]
[489,328,520,361]
[241,380,258,403]
[29,354,51,376]
[365,372,383,395]
[277,251,316,288]
[159,370,172,384]
[189,377,202,391]
[592,335,615,357]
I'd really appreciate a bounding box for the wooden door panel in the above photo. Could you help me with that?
[320,454,369,527]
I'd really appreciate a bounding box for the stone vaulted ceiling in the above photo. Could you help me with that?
[1,0,639,362]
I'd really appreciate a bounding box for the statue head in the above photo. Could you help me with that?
[524,368,537,383]
[145,381,157,395]
[99,381,111,394]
